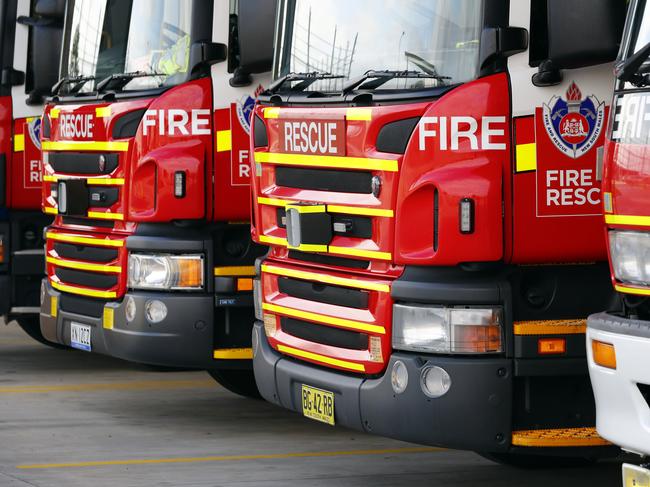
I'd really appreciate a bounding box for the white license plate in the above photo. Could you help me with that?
[70,322,92,352]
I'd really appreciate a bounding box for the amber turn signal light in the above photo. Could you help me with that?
[237,278,253,292]
[592,340,617,369]
[538,338,566,355]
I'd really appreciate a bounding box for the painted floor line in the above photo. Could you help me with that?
[0,379,216,394]
[16,447,443,470]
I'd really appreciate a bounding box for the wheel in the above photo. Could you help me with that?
[478,452,597,469]
[208,369,261,399]
[14,315,67,350]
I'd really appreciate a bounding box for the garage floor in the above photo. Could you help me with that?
[0,322,623,487]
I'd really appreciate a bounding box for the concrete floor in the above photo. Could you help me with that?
[0,321,626,487]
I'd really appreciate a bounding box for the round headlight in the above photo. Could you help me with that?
[391,360,408,394]
[125,296,136,323]
[420,366,451,398]
[145,300,167,324]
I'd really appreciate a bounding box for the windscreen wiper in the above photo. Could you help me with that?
[615,41,650,86]
[342,69,451,94]
[96,71,165,93]
[267,72,344,93]
[52,76,96,95]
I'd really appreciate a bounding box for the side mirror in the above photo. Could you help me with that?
[533,0,626,86]
[189,41,228,75]
[229,0,277,87]
[480,27,528,69]
[20,0,65,104]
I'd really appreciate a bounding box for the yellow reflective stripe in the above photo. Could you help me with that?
[43,207,58,215]
[257,197,393,218]
[329,245,392,261]
[103,307,114,330]
[605,214,650,227]
[46,256,121,274]
[14,134,24,152]
[213,348,253,360]
[95,106,111,118]
[264,107,281,119]
[286,204,327,214]
[277,344,365,372]
[87,211,124,221]
[257,197,292,207]
[255,151,398,172]
[327,205,394,218]
[346,108,372,121]
[46,232,124,248]
[41,176,124,185]
[513,319,586,336]
[288,243,328,252]
[26,117,36,123]
[42,141,129,152]
[262,264,389,292]
[50,109,60,119]
[259,235,288,246]
[615,284,650,296]
[216,130,232,152]
[214,266,256,277]
[263,302,385,334]
[50,280,117,299]
[50,295,58,318]
[515,143,537,172]
[87,178,125,186]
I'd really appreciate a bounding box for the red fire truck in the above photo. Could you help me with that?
[251,0,625,464]
[587,0,650,481]
[38,0,274,396]
[0,0,63,344]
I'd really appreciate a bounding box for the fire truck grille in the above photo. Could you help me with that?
[49,152,118,174]
[45,232,126,301]
[281,317,369,350]
[261,263,393,375]
[275,167,373,193]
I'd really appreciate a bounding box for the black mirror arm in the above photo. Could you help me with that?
[16,15,56,27]
[615,41,650,84]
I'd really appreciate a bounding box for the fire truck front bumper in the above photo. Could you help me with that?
[253,321,513,452]
[40,279,218,369]
[588,312,650,457]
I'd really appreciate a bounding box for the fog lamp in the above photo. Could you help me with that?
[145,300,167,324]
[125,296,136,323]
[420,366,451,398]
[391,360,408,394]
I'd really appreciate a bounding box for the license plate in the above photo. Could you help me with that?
[70,322,92,352]
[623,464,650,487]
[301,385,334,426]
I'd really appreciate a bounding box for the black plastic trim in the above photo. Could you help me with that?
[49,152,118,174]
[54,242,118,263]
[276,167,372,194]
[55,267,118,289]
[278,276,369,309]
[282,317,368,350]
[376,117,420,154]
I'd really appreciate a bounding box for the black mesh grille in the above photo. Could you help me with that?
[282,318,368,350]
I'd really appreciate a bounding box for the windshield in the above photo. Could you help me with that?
[274,0,483,92]
[60,0,195,94]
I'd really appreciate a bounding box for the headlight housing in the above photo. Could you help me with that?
[128,253,204,290]
[392,304,503,354]
[609,231,650,286]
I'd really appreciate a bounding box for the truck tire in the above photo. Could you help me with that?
[208,369,261,399]
[14,316,66,350]
[478,452,597,468]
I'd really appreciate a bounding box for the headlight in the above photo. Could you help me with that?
[392,304,503,354]
[609,231,650,286]
[128,253,204,290]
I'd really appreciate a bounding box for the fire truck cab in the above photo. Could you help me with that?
[587,0,650,481]
[0,0,64,343]
[38,0,274,396]
[251,0,625,464]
